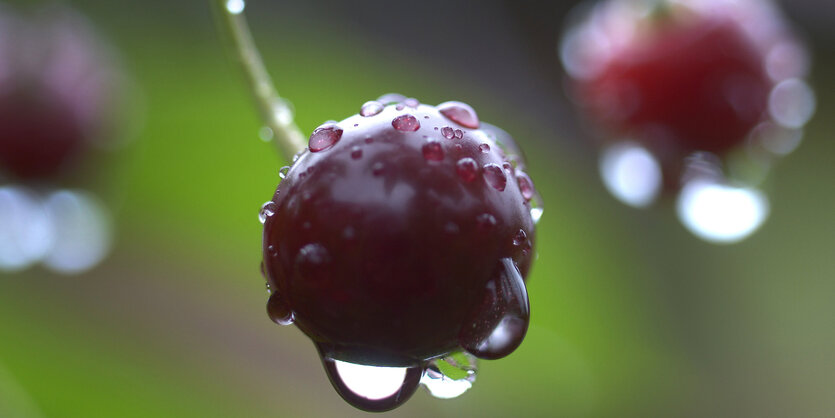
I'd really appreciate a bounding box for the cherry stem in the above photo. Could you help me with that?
[211,0,307,160]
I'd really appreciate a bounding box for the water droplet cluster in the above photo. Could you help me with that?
[560,0,814,243]
[258,95,541,411]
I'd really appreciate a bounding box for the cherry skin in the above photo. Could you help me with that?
[262,99,537,368]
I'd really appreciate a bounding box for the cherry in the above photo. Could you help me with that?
[261,97,540,411]
[561,0,813,191]
[0,6,120,182]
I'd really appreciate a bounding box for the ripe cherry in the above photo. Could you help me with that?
[0,6,121,182]
[562,0,814,193]
[260,97,541,411]
[561,0,814,242]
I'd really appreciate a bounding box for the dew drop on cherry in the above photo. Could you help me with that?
[392,114,420,132]
[454,129,463,139]
[479,143,490,153]
[438,101,480,129]
[279,166,290,179]
[459,258,529,360]
[309,124,343,152]
[512,229,527,246]
[372,162,385,176]
[422,141,444,161]
[377,93,407,104]
[476,213,497,231]
[456,157,479,182]
[441,126,455,139]
[351,146,363,159]
[267,293,295,325]
[482,164,507,191]
[360,101,384,117]
[258,201,277,224]
[516,171,535,201]
[404,98,420,108]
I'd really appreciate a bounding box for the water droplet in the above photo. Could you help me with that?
[360,101,384,117]
[422,141,444,161]
[456,158,479,182]
[225,0,245,14]
[441,126,455,139]
[267,293,294,325]
[459,258,529,360]
[676,180,769,244]
[437,101,480,129]
[513,229,527,246]
[444,222,460,235]
[599,142,662,208]
[278,166,290,179]
[392,114,420,132]
[454,129,463,139]
[258,201,277,223]
[530,207,543,224]
[476,213,497,231]
[309,124,343,152]
[404,98,419,108]
[259,126,274,142]
[372,162,385,176]
[395,104,405,111]
[516,172,535,201]
[377,93,407,105]
[479,143,490,153]
[319,353,422,412]
[482,164,507,191]
[420,352,478,399]
[351,146,363,159]
[266,244,278,256]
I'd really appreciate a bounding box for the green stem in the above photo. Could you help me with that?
[211,0,307,159]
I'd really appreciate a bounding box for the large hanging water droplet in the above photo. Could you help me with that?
[360,101,384,117]
[676,179,769,244]
[438,101,480,129]
[459,258,530,360]
[392,114,420,132]
[258,201,276,224]
[318,352,423,412]
[420,351,478,399]
[309,124,343,152]
[267,293,294,325]
[482,164,507,191]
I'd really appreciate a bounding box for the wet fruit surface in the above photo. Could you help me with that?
[261,96,541,410]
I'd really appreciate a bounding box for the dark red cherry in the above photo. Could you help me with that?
[262,99,537,374]
[0,6,121,182]
[574,14,771,157]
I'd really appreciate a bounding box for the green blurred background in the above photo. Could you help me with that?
[1,0,833,416]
